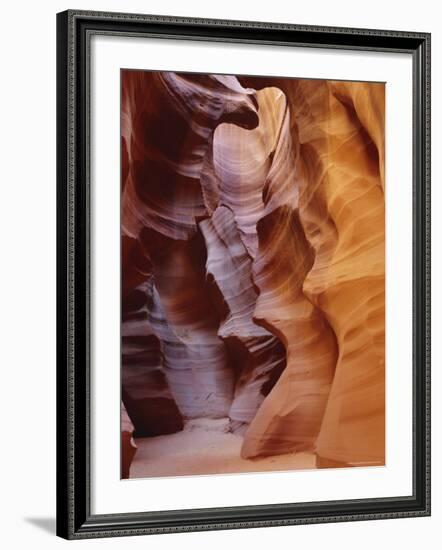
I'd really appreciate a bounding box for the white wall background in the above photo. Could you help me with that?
[0,0,439,548]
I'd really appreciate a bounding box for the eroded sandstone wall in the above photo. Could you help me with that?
[121,70,385,474]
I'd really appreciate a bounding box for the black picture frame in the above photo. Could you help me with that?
[56,9,431,540]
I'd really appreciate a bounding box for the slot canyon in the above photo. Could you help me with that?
[120,70,385,479]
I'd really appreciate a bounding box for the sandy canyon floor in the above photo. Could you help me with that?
[129,420,317,479]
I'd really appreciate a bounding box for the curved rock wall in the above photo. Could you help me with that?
[121,70,385,474]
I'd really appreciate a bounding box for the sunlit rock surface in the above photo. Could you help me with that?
[121,70,385,477]
[200,205,286,429]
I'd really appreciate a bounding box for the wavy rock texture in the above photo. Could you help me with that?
[209,88,337,455]
[121,70,385,477]
[121,71,262,425]
[294,80,385,466]
[200,205,286,429]
[237,77,385,465]
[122,280,183,437]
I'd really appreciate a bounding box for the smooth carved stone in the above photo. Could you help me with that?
[200,206,286,427]
[121,402,137,479]
[212,87,287,258]
[234,77,385,466]
[121,71,259,243]
[331,80,385,190]
[147,272,234,420]
[239,83,338,457]
[207,87,337,457]
[122,281,184,437]
[122,71,385,471]
[242,204,338,457]
[292,80,385,466]
[121,71,261,423]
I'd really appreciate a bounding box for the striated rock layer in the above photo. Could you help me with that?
[121,70,385,477]
[121,71,261,426]
[121,280,183,437]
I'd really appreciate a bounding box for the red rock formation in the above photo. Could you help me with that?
[121,70,385,475]
[121,402,137,479]
[121,71,264,423]
[215,88,337,457]
[294,80,385,467]
[234,77,385,466]
[200,205,286,430]
[122,280,183,436]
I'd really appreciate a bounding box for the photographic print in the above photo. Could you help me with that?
[120,70,385,480]
[57,12,430,537]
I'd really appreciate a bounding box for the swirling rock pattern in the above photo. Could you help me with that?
[121,70,385,477]
[121,280,183,437]
[200,205,286,429]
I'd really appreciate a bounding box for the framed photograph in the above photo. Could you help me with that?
[56,9,431,539]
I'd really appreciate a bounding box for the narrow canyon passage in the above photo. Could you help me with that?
[121,71,385,479]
